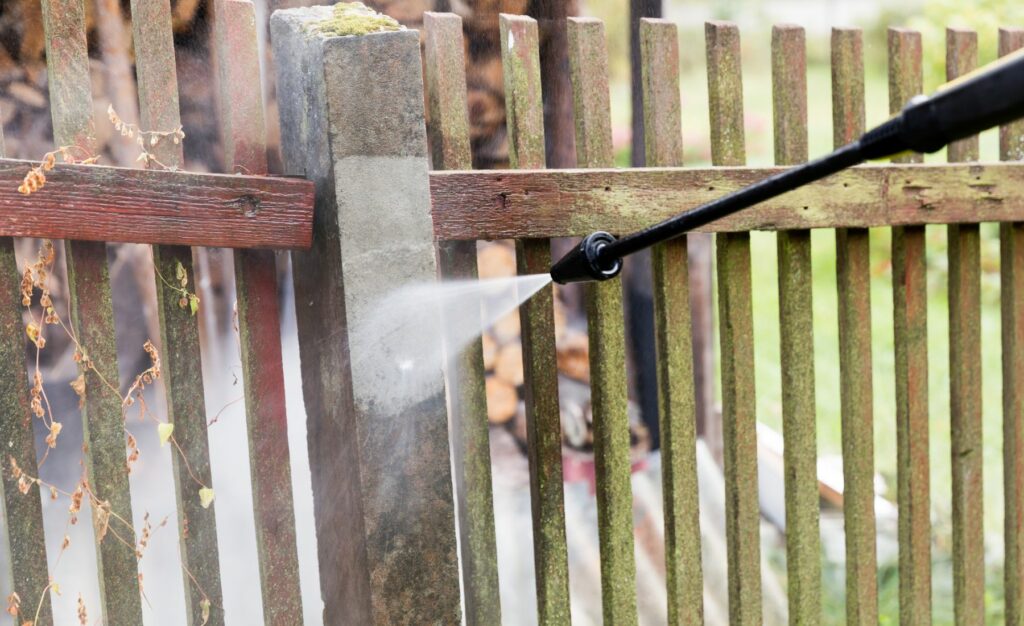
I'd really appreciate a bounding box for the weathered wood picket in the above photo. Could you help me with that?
[1,2,1024,625]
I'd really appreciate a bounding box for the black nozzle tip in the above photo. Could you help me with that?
[550,231,623,284]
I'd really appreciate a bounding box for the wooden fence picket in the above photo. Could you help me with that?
[41,1,145,623]
[129,1,226,621]
[423,12,502,626]
[500,15,572,625]
[566,17,639,625]
[771,24,822,624]
[831,26,879,626]
[704,20,762,626]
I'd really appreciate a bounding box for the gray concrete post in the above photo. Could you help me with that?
[271,7,461,624]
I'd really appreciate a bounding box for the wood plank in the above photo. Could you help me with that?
[1001,26,1024,626]
[0,105,52,624]
[129,2,225,622]
[500,14,571,625]
[830,26,879,626]
[771,24,820,624]
[215,2,305,623]
[41,1,143,623]
[888,27,931,626]
[640,17,702,625]
[569,17,638,626]
[423,12,501,626]
[706,20,761,626]
[945,26,985,626]
[0,158,313,249]
[429,162,1024,240]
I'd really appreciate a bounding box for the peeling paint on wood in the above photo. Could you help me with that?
[0,158,314,249]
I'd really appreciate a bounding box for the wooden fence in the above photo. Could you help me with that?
[2,1,1024,625]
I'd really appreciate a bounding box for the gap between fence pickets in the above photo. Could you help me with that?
[428,161,1024,239]
[0,157,314,249]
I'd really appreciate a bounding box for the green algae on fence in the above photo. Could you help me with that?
[423,12,502,626]
[217,2,306,623]
[41,1,144,623]
[130,1,226,621]
[888,28,933,626]
[1002,26,1024,626]
[0,121,52,624]
[771,24,822,625]
[830,26,880,626]
[705,20,762,626]
[945,26,986,626]
[639,17,703,625]
[568,17,639,626]
[311,2,402,37]
[500,14,571,625]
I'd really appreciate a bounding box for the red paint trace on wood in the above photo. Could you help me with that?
[0,157,313,249]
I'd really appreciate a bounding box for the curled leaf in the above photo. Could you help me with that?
[198,487,215,509]
[158,423,174,447]
[188,294,200,316]
[200,598,211,625]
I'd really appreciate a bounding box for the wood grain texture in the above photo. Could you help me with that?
[641,17,703,625]
[424,12,501,626]
[131,3,226,622]
[771,24,821,625]
[945,27,985,626]
[500,14,571,625]
[217,3,304,623]
[569,17,639,625]
[42,1,144,623]
[429,162,1024,240]
[1002,26,1024,626]
[706,20,761,626]
[830,27,878,626]
[0,157,313,249]
[889,28,932,626]
[0,116,52,624]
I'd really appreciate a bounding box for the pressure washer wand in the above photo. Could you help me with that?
[551,47,1024,284]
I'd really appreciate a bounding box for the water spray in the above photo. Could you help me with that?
[551,47,1024,284]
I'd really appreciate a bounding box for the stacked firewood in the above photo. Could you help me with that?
[478,241,650,465]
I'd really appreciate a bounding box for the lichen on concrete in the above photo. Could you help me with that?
[311,2,403,37]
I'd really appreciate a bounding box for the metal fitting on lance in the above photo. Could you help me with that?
[549,231,622,284]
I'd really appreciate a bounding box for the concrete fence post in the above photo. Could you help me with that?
[271,6,461,623]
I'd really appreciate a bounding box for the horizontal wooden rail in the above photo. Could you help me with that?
[0,157,314,248]
[430,162,1024,239]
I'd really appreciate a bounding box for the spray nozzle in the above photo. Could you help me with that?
[550,231,622,284]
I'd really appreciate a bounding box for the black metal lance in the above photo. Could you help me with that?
[550,46,1024,284]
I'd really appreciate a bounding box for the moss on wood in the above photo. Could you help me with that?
[312,2,403,38]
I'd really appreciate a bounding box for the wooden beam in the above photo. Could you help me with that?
[430,162,1024,240]
[0,157,313,248]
